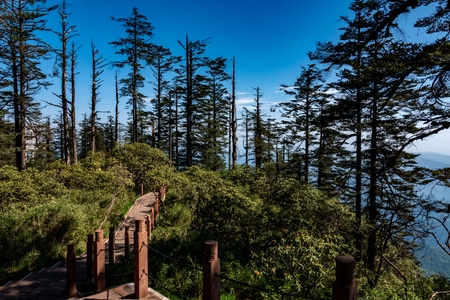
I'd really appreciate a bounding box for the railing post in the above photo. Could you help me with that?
[66,243,76,298]
[332,256,357,300]
[93,230,106,293]
[134,218,148,298]
[124,226,130,258]
[149,207,155,229]
[147,214,152,239]
[159,185,166,203]
[109,226,115,265]
[154,195,159,219]
[86,233,93,281]
[203,240,220,300]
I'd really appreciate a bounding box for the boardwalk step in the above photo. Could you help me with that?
[0,280,14,293]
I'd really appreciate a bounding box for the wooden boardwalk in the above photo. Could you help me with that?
[108,192,158,261]
[0,192,168,300]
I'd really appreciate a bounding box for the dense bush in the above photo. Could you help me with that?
[0,201,92,271]
[0,165,66,206]
[0,145,170,283]
[148,166,354,299]
[146,165,449,300]
[113,143,172,191]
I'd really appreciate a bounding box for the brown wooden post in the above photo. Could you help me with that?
[124,226,130,258]
[93,230,106,293]
[159,185,166,203]
[149,207,155,229]
[86,233,93,281]
[66,243,77,298]
[146,214,152,239]
[203,240,220,300]
[141,184,144,196]
[162,185,167,199]
[332,256,357,300]
[134,218,148,298]
[154,195,159,219]
[109,226,115,265]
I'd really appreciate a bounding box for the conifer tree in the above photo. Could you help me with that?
[102,115,116,152]
[110,7,155,143]
[196,56,230,170]
[311,0,440,283]
[230,56,237,169]
[170,78,183,167]
[69,41,79,164]
[54,0,76,165]
[78,113,90,158]
[114,70,120,144]
[242,109,251,166]
[280,64,324,183]
[147,45,180,152]
[176,36,209,167]
[254,87,265,168]
[90,41,107,153]
[0,110,15,166]
[243,87,266,168]
[0,0,55,170]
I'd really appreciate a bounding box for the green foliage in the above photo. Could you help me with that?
[148,166,355,299]
[113,143,172,190]
[0,165,65,206]
[0,150,138,282]
[0,112,15,167]
[0,200,92,272]
[249,233,345,299]
[145,165,450,299]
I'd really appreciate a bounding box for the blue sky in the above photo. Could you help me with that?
[42,0,352,114]
[39,0,450,154]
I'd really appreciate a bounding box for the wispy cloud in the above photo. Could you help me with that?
[237,97,253,104]
[278,85,294,93]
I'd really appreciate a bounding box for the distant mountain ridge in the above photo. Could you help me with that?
[415,152,450,277]
[415,152,450,170]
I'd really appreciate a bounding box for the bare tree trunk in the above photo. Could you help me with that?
[70,42,78,164]
[254,87,263,168]
[12,53,24,171]
[115,70,119,144]
[91,42,97,153]
[244,111,249,166]
[355,22,363,263]
[185,36,193,167]
[231,56,237,169]
[175,87,179,169]
[60,1,71,165]
[16,24,27,170]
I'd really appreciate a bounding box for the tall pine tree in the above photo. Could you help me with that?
[280,64,325,183]
[0,0,55,170]
[110,7,155,143]
[311,0,439,285]
[196,56,230,170]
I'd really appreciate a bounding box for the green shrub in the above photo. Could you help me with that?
[145,166,355,299]
[112,143,171,190]
[0,200,92,274]
[0,165,66,206]
[0,151,136,282]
